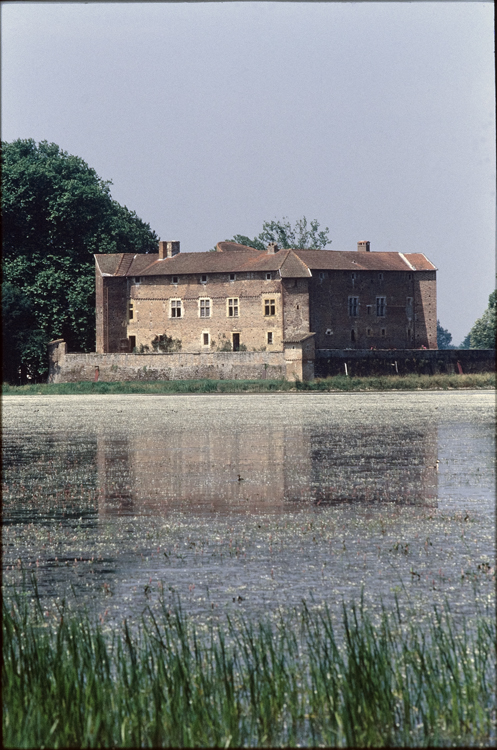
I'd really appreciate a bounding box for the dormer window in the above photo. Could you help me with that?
[172,276,179,285]
[229,273,236,282]
[200,274,208,284]
[265,272,272,280]
[133,277,141,285]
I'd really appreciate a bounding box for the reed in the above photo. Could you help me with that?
[2,371,495,396]
[3,586,495,747]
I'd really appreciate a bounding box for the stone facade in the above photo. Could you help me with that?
[309,268,437,350]
[94,239,437,360]
[48,338,314,383]
[48,239,440,383]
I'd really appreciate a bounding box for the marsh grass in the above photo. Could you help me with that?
[3,582,495,748]
[2,371,495,396]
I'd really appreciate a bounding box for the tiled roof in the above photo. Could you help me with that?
[95,246,436,278]
[283,332,316,344]
[95,254,123,275]
[216,241,261,253]
[292,250,436,272]
[241,249,312,277]
[136,249,265,276]
[402,253,437,271]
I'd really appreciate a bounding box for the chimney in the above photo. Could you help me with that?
[357,241,370,252]
[158,241,180,259]
[267,242,279,255]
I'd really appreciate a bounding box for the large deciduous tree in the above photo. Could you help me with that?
[231,216,331,251]
[2,139,159,381]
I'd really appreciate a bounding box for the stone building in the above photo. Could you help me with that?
[95,239,437,356]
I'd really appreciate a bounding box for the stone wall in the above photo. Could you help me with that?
[48,339,303,383]
[308,269,436,350]
[315,348,495,377]
[97,271,288,354]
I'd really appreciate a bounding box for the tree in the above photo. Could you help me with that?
[464,291,496,349]
[231,216,331,251]
[2,139,159,381]
[437,320,454,349]
[2,282,45,383]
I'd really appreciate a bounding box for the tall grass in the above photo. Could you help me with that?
[2,371,495,396]
[3,586,495,747]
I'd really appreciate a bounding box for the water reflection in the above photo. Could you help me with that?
[2,393,494,628]
[96,421,437,515]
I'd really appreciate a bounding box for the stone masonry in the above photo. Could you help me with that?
[50,238,440,384]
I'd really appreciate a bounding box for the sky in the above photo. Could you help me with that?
[2,1,495,345]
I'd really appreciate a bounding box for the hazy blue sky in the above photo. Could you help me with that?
[2,1,494,344]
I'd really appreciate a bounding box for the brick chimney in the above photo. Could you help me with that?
[158,241,180,259]
[357,241,370,252]
[267,242,279,254]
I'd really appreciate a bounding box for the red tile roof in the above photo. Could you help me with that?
[94,246,436,278]
[292,250,436,272]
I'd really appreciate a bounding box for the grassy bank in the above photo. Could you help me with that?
[2,371,495,396]
[3,586,495,748]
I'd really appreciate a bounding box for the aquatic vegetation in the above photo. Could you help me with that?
[3,580,495,748]
[2,392,495,746]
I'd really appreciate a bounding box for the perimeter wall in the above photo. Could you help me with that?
[48,340,494,383]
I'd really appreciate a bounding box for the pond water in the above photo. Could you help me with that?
[2,391,495,630]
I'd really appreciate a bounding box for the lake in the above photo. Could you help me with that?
[2,391,494,630]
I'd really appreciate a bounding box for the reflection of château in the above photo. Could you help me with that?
[96,421,438,515]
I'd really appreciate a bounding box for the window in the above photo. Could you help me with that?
[351,329,356,342]
[199,298,211,318]
[351,272,356,280]
[129,335,136,351]
[266,272,272,280]
[200,274,207,284]
[170,299,182,318]
[367,328,372,337]
[264,298,276,316]
[229,273,236,282]
[366,305,372,315]
[407,328,412,341]
[348,296,359,317]
[406,297,413,319]
[319,272,326,280]
[376,297,386,317]
[133,277,141,285]
[408,273,413,281]
[202,332,210,347]
[378,273,384,281]
[232,333,240,351]
[172,276,179,285]
[381,328,386,337]
[128,301,134,321]
[227,298,239,317]
[267,331,273,345]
